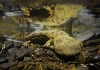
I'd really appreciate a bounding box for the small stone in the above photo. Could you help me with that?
[75,28,100,42]
[16,48,29,59]
[3,41,14,48]
[8,48,17,62]
[0,57,8,63]
[88,54,100,63]
[2,41,14,54]
[0,62,17,69]
[84,46,99,52]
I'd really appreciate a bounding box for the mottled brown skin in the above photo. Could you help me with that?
[23,30,83,56]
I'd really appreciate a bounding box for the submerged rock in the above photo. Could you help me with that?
[75,28,100,42]
[75,30,94,42]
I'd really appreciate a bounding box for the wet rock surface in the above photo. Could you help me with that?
[75,28,100,44]
[0,32,100,70]
[0,57,8,63]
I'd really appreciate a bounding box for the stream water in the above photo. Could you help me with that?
[0,16,73,36]
[0,16,94,37]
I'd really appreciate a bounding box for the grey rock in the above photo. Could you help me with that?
[0,62,17,69]
[8,48,18,53]
[3,41,14,48]
[75,30,95,42]
[91,28,100,36]
[84,46,99,52]
[0,57,8,63]
[75,28,100,42]
[88,54,100,63]
[8,48,17,62]
[1,41,14,54]
[16,48,29,59]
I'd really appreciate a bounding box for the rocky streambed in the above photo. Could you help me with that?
[0,3,100,70]
[0,27,100,70]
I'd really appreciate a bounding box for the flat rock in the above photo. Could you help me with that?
[0,57,8,63]
[84,46,99,52]
[0,62,17,69]
[75,28,100,42]
[1,41,14,54]
[16,48,29,59]
[3,41,14,49]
